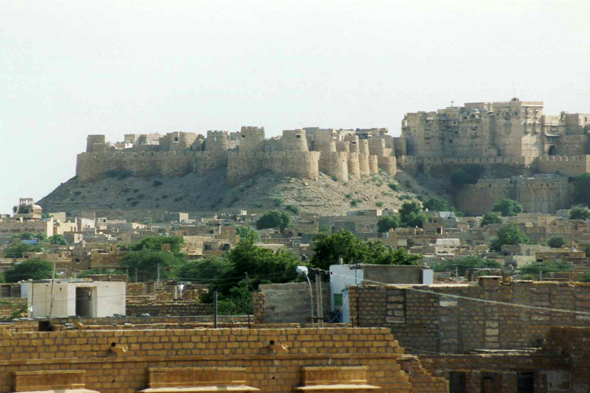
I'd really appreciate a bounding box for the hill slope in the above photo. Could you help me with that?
[38,169,436,220]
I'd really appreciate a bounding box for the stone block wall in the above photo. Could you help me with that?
[0,327,432,393]
[349,280,590,353]
[126,302,213,317]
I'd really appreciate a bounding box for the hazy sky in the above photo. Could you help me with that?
[1,0,589,214]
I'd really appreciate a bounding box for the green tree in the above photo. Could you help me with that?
[122,251,186,281]
[489,223,529,252]
[378,248,422,266]
[4,260,53,282]
[11,232,46,241]
[377,216,401,233]
[492,199,523,217]
[433,257,502,276]
[309,230,369,270]
[519,261,571,275]
[285,205,301,215]
[400,202,427,228]
[48,235,67,245]
[423,197,449,212]
[235,226,259,245]
[256,210,292,231]
[129,236,184,253]
[216,282,254,315]
[3,243,42,259]
[548,236,566,249]
[573,173,590,207]
[319,224,331,233]
[174,258,231,282]
[569,206,590,220]
[481,212,503,226]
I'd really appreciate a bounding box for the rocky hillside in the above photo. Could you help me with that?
[38,169,437,220]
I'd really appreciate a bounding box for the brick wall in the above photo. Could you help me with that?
[349,280,590,353]
[126,302,213,317]
[0,327,439,393]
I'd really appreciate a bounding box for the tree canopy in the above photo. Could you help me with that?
[174,258,231,282]
[377,216,401,233]
[235,226,259,245]
[481,212,503,227]
[548,236,566,249]
[489,223,529,252]
[422,197,449,212]
[399,201,427,228]
[4,260,53,282]
[48,235,67,245]
[309,230,421,271]
[256,211,292,231]
[122,251,186,281]
[129,236,184,253]
[3,243,42,259]
[492,199,523,217]
[569,206,590,220]
[449,165,484,188]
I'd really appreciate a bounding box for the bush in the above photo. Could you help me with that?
[481,212,503,226]
[129,236,184,253]
[400,202,426,228]
[519,261,571,275]
[492,199,523,217]
[48,235,67,245]
[350,199,361,207]
[122,251,186,281]
[570,206,590,220]
[256,211,292,231]
[105,170,132,179]
[376,201,384,208]
[285,205,301,215]
[388,183,402,192]
[272,197,284,207]
[235,226,259,244]
[422,197,449,212]
[489,223,529,252]
[3,243,42,259]
[4,260,53,282]
[377,216,401,233]
[548,236,566,249]
[152,180,163,187]
[319,224,331,233]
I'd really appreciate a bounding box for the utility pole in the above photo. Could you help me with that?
[315,272,324,327]
[157,264,160,282]
[213,291,218,329]
[48,263,57,318]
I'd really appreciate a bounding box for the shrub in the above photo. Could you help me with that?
[481,212,503,226]
[4,260,53,282]
[548,236,566,249]
[377,216,400,233]
[350,199,361,207]
[152,180,163,187]
[376,201,384,208]
[256,211,292,231]
[285,205,301,215]
[570,206,590,220]
[272,197,284,207]
[492,199,523,217]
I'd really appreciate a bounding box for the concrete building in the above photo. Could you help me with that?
[24,279,125,318]
[329,264,433,323]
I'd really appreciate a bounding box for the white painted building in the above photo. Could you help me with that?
[23,279,126,318]
[329,264,433,323]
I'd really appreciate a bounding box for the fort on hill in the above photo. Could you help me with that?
[77,127,398,186]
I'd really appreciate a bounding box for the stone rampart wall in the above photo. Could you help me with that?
[534,155,590,177]
[349,281,590,354]
[398,156,532,178]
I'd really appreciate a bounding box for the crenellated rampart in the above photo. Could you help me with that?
[534,155,590,177]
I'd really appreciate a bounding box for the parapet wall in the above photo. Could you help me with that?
[399,156,532,177]
[0,327,422,393]
[349,280,590,354]
[534,155,590,177]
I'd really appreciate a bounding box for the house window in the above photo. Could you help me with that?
[334,294,343,308]
[296,135,301,139]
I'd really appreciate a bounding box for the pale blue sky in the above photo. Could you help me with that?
[1,0,589,213]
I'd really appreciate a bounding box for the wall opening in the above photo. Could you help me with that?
[548,146,557,156]
[75,287,92,317]
[449,372,466,393]
[517,372,534,393]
